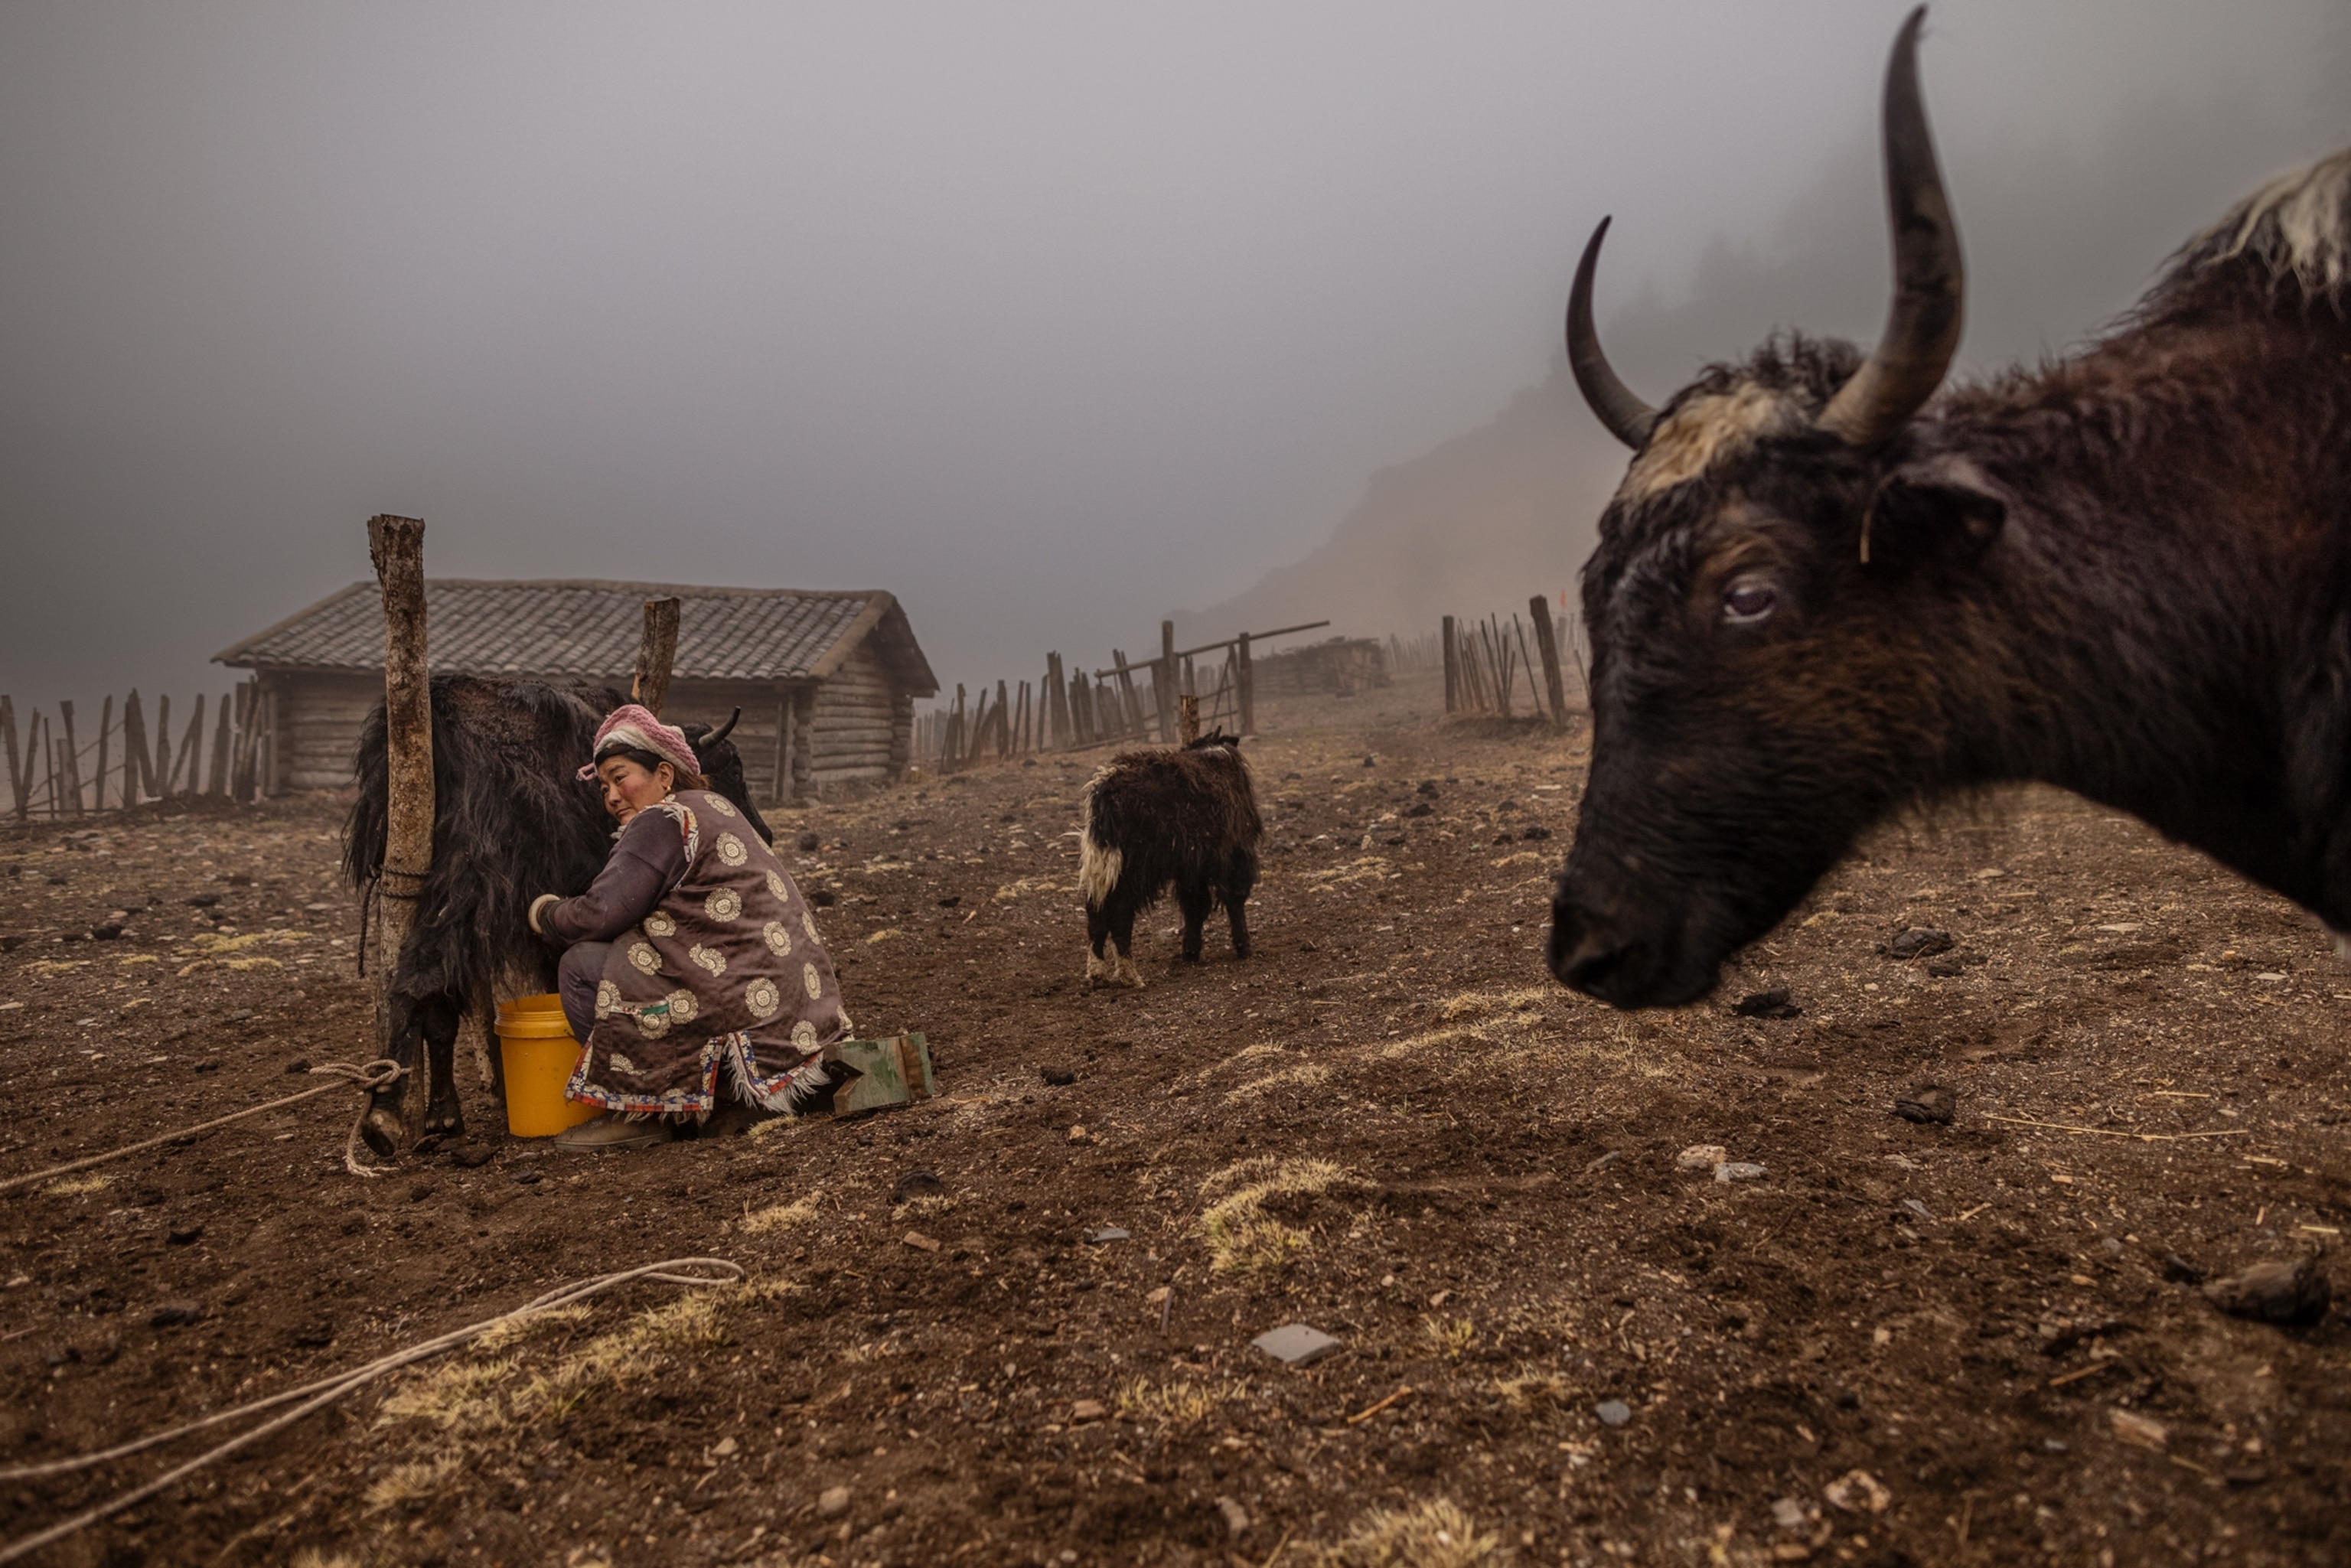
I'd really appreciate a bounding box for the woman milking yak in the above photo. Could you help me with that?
[525,705,853,1151]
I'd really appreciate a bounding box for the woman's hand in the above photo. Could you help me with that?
[528,893,562,935]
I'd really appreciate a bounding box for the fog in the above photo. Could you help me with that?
[2,2,2343,722]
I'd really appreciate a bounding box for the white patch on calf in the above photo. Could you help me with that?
[1077,836,1123,909]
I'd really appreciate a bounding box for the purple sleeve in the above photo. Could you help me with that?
[544,810,688,944]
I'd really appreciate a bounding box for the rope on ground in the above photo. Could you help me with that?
[0,1256,743,1565]
[0,1061,406,1198]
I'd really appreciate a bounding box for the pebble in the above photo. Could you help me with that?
[1068,1399,1107,1424]
[1893,1085,1957,1125]
[1250,1323,1342,1366]
[1039,1066,1075,1086]
[1885,927,1955,960]
[1675,1145,1727,1172]
[2201,1257,2331,1327]
[1824,1469,1891,1513]
[1066,1125,1091,1144]
[1583,1151,1624,1174]
[817,1485,851,1517]
[1769,1498,1806,1531]
[166,1224,204,1247]
[148,1301,202,1328]
[1215,1497,1250,1538]
[1715,1162,1768,1184]
[2161,1253,2204,1286]
[902,1231,942,1253]
[284,1058,311,1074]
[1083,1227,1130,1244]
[1594,1400,1632,1427]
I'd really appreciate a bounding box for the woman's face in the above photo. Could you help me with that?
[596,755,674,826]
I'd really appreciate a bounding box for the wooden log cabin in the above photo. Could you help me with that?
[214,580,937,803]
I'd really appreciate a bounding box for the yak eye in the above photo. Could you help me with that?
[1720,579,1779,625]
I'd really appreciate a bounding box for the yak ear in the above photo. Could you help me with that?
[1860,453,2006,571]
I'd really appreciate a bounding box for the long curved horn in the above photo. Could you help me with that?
[706,707,740,745]
[1817,6,1965,446]
[1567,216,1658,449]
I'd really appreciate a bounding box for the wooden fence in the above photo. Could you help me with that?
[1440,598,1589,728]
[2,677,274,821]
[911,618,1332,771]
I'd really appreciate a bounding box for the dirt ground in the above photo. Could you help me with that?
[2,669,2346,1568]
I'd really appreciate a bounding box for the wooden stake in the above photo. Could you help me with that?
[170,694,201,797]
[631,596,682,716]
[1529,595,1570,729]
[207,694,232,795]
[58,701,83,814]
[1441,615,1459,714]
[366,513,434,1156]
[122,690,153,804]
[1235,632,1255,736]
[1046,653,1071,749]
[95,695,114,813]
[1179,693,1200,745]
[994,680,1010,757]
[0,695,20,821]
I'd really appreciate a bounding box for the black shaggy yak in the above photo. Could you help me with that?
[1550,7,2351,1008]
[1078,729,1262,988]
[344,676,771,1151]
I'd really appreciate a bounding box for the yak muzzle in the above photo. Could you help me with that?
[1547,882,1718,1009]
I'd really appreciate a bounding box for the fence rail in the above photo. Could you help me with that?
[2,678,272,822]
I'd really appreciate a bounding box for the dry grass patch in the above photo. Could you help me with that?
[364,1457,456,1512]
[742,1190,825,1234]
[1438,986,1550,1022]
[1198,1156,1356,1273]
[42,1175,112,1197]
[1421,1315,1476,1361]
[1320,1498,1505,1567]
[1113,1375,1249,1427]
[377,1355,521,1432]
[1225,1063,1329,1101]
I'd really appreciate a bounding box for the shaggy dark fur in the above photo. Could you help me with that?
[1078,730,1263,986]
[1551,148,2351,1008]
[344,676,770,1148]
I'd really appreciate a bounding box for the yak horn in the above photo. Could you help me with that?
[706,707,740,745]
[1567,216,1658,450]
[1817,6,1965,447]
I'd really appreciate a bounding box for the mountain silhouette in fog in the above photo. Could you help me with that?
[1181,49,2351,648]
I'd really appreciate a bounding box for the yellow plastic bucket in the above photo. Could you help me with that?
[495,994,599,1137]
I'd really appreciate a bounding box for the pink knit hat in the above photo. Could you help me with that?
[577,704,702,781]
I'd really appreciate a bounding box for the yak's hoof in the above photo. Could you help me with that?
[359,1104,409,1161]
[424,1105,465,1138]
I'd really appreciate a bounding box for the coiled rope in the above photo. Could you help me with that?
[0,1060,406,1197]
[0,1256,743,1564]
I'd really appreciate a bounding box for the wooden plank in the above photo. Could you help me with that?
[1156,621,1178,742]
[1237,632,1256,735]
[1046,652,1070,749]
[57,700,82,814]
[170,693,201,796]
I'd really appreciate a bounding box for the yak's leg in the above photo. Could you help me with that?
[1175,878,1213,963]
[360,993,428,1159]
[1224,849,1259,959]
[1085,902,1115,987]
[1107,894,1146,989]
[415,993,465,1137]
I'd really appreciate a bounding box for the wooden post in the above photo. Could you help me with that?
[1156,621,1179,742]
[364,513,434,1159]
[94,696,114,813]
[207,694,231,795]
[0,696,19,821]
[170,695,200,796]
[993,680,1010,756]
[1441,615,1459,714]
[771,690,789,801]
[57,700,83,814]
[1235,632,1256,736]
[121,690,152,804]
[631,596,682,716]
[1047,653,1071,749]
[1529,595,1570,729]
[1179,693,1201,745]
[45,726,62,818]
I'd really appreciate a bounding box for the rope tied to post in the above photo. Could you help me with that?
[0,1060,405,1198]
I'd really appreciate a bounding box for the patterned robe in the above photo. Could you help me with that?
[566,789,849,1115]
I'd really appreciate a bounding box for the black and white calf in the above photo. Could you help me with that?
[1077,730,1264,988]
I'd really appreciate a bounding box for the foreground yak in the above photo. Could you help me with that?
[345,676,770,1152]
[1550,6,2351,1008]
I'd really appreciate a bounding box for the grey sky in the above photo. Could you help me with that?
[2,2,2342,722]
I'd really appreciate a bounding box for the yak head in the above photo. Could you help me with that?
[1548,6,2010,1009]
[680,708,777,846]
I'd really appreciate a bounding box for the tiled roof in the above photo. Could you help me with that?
[214,580,935,693]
